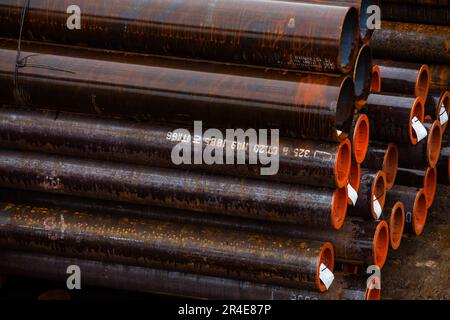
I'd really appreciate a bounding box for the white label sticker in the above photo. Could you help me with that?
[373,195,382,219]
[412,116,428,142]
[336,129,343,136]
[439,106,448,125]
[319,263,334,290]
[347,183,358,206]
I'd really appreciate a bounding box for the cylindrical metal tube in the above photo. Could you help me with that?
[0,45,355,141]
[386,187,428,236]
[374,59,430,101]
[0,202,334,291]
[380,3,450,26]
[382,201,405,250]
[0,107,352,189]
[0,251,380,300]
[371,21,450,64]
[361,142,399,189]
[349,114,370,164]
[0,0,360,73]
[353,44,374,108]
[395,167,437,209]
[429,64,449,93]
[381,0,449,5]
[348,169,387,220]
[0,189,387,269]
[362,94,424,145]
[425,91,450,132]
[0,150,348,229]
[397,120,443,169]
[287,0,380,43]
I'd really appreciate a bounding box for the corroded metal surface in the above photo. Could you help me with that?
[0,250,374,300]
[374,59,430,101]
[0,189,376,267]
[0,150,344,228]
[0,0,359,73]
[0,42,355,141]
[381,2,450,26]
[362,94,423,145]
[0,107,350,188]
[0,202,332,290]
[348,169,385,219]
[371,21,450,64]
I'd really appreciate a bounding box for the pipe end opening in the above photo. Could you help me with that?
[373,220,389,268]
[335,139,352,188]
[415,65,430,101]
[353,114,370,163]
[389,202,405,250]
[332,187,348,230]
[409,97,425,145]
[371,171,387,219]
[424,167,437,209]
[316,242,335,292]
[413,189,428,236]
[383,143,399,189]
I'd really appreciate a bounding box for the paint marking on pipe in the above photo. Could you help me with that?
[412,116,428,142]
[347,183,358,206]
[373,195,382,219]
[439,105,448,125]
[319,263,334,290]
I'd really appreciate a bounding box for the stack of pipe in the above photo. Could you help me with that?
[367,0,450,242]
[0,0,443,300]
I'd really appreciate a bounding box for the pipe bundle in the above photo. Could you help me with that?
[0,0,446,300]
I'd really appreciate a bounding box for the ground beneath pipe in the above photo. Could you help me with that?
[382,184,450,300]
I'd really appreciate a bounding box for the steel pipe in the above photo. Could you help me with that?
[0,150,348,229]
[349,114,370,164]
[0,189,388,268]
[0,251,380,300]
[382,201,405,250]
[348,169,387,220]
[380,3,450,26]
[397,120,443,169]
[386,187,428,236]
[374,59,430,101]
[0,202,335,291]
[362,94,424,145]
[395,167,437,209]
[0,44,355,141]
[0,107,352,189]
[371,21,450,64]
[361,142,399,189]
[425,91,450,132]
[0,0,360,73]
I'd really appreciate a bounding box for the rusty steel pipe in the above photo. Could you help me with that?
[0,189,388,269]
[397,120,443,169]
[425,91,450,132]
[371,21,450,64]
[361,142,399,189]
[348,169,387,220]
[0,107,352,189]
[362,94,425,145]
[386,187,428,236]
[0,202,335,291]
[348,113,370,164]
[0,46,355,142]
[380,3,450,26]
[395,167,437,208]
[382,201,405,250]
[286,0,380,43]
[374,59,430,101]
[0,251,380,300]
[429,64,450,93]
[0,0,360,73]
[0,150,348,229]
